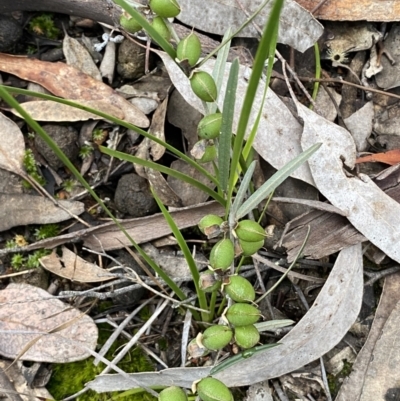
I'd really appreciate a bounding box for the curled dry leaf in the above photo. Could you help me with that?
[299,102,400,264]
[0,283,98,362]
[86,244,363,390]
[355,149,400,166]
[0,53,149,128]
[0,111,25,174]
[40,246,115,283]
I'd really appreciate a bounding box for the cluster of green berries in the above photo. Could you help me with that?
[159,377,234,401]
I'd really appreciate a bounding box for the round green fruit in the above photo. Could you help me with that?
[235,220,266,242]
[225,303,261,326]
[197,378,233,401]
[198,113,222,140]
[177,32,201,66]
[209,238,234,271]
[198,144,217,163]
[199,270,221,293]
[151,16,171,41]
[234,325,260,349]
[120,15,142,34]
[198,214,223,234]
[224,275,255,303]
[159,386,188,401]
[201,325,233,351]
[149,0,181,18]
[190,71,217,102]
[238,239,264,256]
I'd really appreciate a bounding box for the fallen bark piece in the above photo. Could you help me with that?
[0,193,84,232]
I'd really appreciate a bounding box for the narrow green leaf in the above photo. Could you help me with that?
[100,147,225,205]
[114,0,176,60]
[0,85,219,188]
[228,0,284,203]
[219,58,239,194]
[237,143,321,220]
[151,188,209,322]
[229,160,256,221]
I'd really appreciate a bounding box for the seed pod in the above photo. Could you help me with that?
[198,214,223,234]
[151,16,171,41]
[199,270,221,293]
[224,275,255,303]
[159,386,188,401]
[238,239,264,256]
[190,71,218,102]
[119,14,142,34]
[198,113,222,140]
[177,32,201,66]
[234,325,260,349]
[199,144,217,163]
[225,303,261,326]
[187,338,209,358]
[149,0,181,18]
[235,220,266,242]
[197,378,233,401]
[209,238,234,271]
[201,325,233,351]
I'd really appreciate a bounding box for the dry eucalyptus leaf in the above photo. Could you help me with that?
[0,283,98,362]
[146,167,183,207]
[0,194,84,232]
[299,102,400,264]
[148,96,168,161]
[86,244,363,390]
[297,0,400,21]
[0,53,149,128]
[336,272,400,401]
[167,159,215,206]
[10,100,124,122]
[158,52,314,185]
[177,0,323,52]
[0,111,25,174]
[63,30,102,81]
[40,246,115,283]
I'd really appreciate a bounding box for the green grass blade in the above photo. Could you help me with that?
[100,146,225,204]
[151,188,210,322]
[114,0,176,60]
[219,58,239,195]
[0,85,189,304]
[227,0,284,203]
[237,143,321,220]
[230,160,256,221]
[0,85,219,188]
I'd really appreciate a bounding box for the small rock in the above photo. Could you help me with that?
[0,15,23,52]
[114,173,158,217]
[35,124,79,169]
[117,40,151,80]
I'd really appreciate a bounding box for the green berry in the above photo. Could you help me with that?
[238,239,264,256]
[159,386,188,401]
[149,0,181,18]
[201,325,233,351]
[151,16,171,41]
[198,113,222,139]
[209,238,234,271]
[198,214,223,234]
[190,71,217,102]
[225,303,261,326]
[199,270,221,293]
[119,14,142,34]
[235,220,266,242]
[234,325,260,349]
[197,378,233,401]
[198,144,217,163]
[177,32,201,66]
[224,275,255,303]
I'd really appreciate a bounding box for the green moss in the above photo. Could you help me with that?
[327,359,353,397]
[28,13,60,39]
[47,325,156,401]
